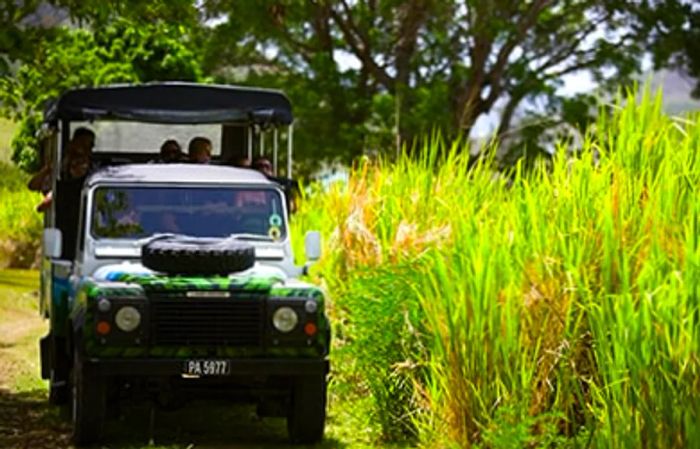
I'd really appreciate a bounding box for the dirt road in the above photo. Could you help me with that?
[0,269,71,449]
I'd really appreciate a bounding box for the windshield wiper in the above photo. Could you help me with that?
[228,233,275,242]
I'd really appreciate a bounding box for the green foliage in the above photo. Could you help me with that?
[335,265,426,441]
[7,112,42,171]
[3,1,699,171]
[0,18,203,172]
[295,92,700,447]
[624,0,700,97]
[203,0,650,167]
[0,160,30,190]
[0,162,42,267]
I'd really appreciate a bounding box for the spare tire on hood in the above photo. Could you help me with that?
[142,236,255,275]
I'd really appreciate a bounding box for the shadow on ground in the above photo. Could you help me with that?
[113,402,346,449]
[0,388,71,449]
[0,387,345,449]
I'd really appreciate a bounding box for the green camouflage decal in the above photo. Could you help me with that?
[104,271,284,292]
[73,271,330,360]
[269,286,325,298]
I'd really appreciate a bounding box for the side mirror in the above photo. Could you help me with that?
[304,231,322,262]
[43,228,62,259]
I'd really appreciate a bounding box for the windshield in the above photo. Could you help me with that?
[91,187,286,240]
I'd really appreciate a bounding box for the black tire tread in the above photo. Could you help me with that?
[72,347,106,446]
[142,236,255,275]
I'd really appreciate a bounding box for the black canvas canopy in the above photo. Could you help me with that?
[43,82,293,125]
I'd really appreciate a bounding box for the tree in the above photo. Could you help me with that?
[200,1,380,173]
[0,0,200,73]
[5,1,694,172]
[622,0,700,97]
[0,18,203,170]
[0,1,64,76]
[203,0,645,164]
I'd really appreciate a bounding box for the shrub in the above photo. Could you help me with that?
[0,162,42,268]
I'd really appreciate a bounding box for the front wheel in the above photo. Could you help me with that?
[286,374,327,444]
[71,346,106,446]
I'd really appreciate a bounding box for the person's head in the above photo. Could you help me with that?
[252,157,273,176]
[234,156,251,168]
[67,154,90,179]
[62,139,92,174]
[72,127,95,153]
[160,139,183,163]
[66,140,91,160]
[188,137,212,163]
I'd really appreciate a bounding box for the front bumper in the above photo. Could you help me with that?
[83,357,329,377]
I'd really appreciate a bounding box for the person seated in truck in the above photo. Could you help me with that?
[233,156,251,168]
[35,131,96,212]
[252,156,300,214]
[29,127,95,193]
[252,157,274,177]
[36,152,91,213]
[156,139,185,163]
[187,136,212,164]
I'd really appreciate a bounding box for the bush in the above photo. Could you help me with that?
[0,162,42,268]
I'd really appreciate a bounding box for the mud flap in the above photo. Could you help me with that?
[40,335,50,379]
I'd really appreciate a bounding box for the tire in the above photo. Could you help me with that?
[71,345,106,446]
[287,374,327,444]
[142,236,255,275]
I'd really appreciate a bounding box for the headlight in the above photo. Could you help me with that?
[272,307,298,333]
[115,306,141,332]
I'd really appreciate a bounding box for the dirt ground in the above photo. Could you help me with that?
[0,270,352,449]
[0,270,72,449]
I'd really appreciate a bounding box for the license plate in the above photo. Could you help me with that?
[182,359,231,376]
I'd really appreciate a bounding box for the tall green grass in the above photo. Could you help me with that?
[294,91,700,448]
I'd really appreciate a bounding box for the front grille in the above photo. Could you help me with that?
[149,295,265,346]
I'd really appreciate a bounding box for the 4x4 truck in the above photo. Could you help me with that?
[36,83,329,445]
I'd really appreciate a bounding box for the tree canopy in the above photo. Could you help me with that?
[0,16,202,170]
[1,0,699,173]
[623,0,700,97]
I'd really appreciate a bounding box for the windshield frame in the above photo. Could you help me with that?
[85,181,289,243]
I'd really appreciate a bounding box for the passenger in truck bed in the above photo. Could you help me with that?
[34,129,96,213]
[156,139,186,163]
[188,136,212,164]
[252,156,300,213]
[29,127,95,194]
